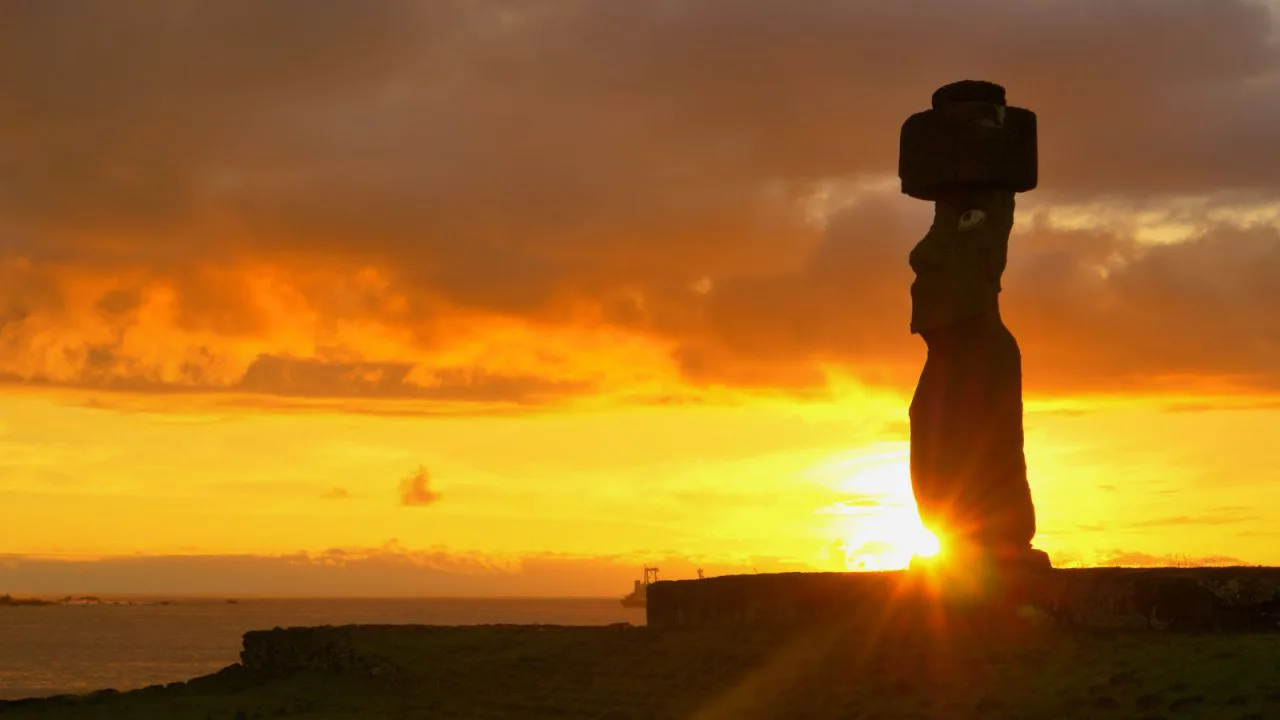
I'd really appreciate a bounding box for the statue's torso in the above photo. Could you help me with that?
[909,191,1015,335]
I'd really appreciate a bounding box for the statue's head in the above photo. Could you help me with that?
[931,80,1005,109]
[899,79,1038,201]
[932,80,1008,129]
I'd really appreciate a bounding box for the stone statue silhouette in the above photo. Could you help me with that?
[899,81,1049,568]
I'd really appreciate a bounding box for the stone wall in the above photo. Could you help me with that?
[647,567,1280,632]
[240,626,401,678]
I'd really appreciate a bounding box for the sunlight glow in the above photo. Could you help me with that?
[913,527,942,558]
[813,445,942,571]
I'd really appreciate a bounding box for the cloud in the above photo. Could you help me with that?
[1075,506,1258,533]
[3,1,1280,406]
[398,465,441,507]
[320,487,351,500]
[0,545,801,597]
[1162,398,1280,413]
[1092,550,1248,568]
[1124,509,1258,529]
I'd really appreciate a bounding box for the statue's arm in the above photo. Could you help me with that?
[978,191,1015,288]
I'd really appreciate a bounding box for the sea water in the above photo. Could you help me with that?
[0,598,643,700]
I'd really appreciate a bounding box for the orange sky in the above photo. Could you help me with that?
[2,0,1280,596]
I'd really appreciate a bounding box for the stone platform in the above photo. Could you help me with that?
[646,566,1280,632]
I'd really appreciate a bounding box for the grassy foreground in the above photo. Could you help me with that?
[3,621,1279,719]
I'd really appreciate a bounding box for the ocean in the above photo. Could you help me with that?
[0,598,644,700]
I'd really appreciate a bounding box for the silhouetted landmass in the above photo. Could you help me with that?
[0,594,162,608]
[0,594,54,607]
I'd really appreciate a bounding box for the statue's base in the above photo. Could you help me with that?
[646,566,1280,633]
[909,546,1052,573]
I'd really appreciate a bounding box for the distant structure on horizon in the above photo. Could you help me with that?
[620,566,660,608]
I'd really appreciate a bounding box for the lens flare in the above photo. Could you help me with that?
[813,446,953,571]
[913,527,943,559]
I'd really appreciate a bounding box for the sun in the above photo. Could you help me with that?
[876,519,944,563]
[816,446,946,570]
[834,515,943,570]
[910,525,943,559]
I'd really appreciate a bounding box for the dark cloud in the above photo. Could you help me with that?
[3,1,1280,405]
[633,194,1280,396]
[0,0,432,235]
[399,465,442,507]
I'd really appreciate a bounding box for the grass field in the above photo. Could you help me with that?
[3,620,1280,719]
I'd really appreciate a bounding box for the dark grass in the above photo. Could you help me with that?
[4,620,1280,719]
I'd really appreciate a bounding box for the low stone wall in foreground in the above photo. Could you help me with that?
[230,568,1280,679]
[241,626,401,678]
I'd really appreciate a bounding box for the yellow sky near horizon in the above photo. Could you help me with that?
[4,1,1280,595]
[3,382,1276,582]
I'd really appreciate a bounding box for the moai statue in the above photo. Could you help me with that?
[898,80,1050,570]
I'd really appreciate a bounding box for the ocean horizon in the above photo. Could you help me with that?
[0,597,644,700]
